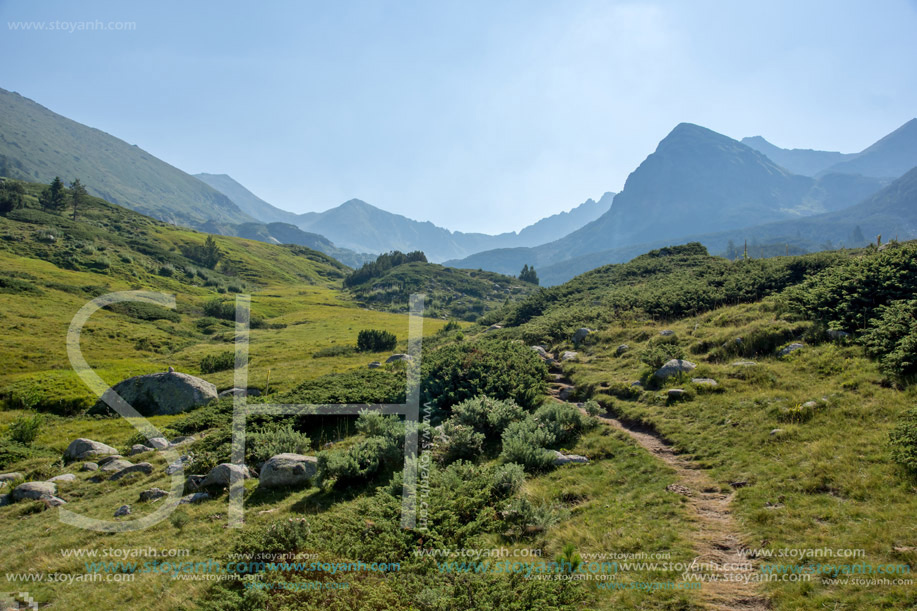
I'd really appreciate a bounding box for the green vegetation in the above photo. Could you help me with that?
[344,251,536,321]
[356,328,397,352]
[519,263,539,285]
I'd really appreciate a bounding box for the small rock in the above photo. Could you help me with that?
[171,436,196,446]
[367,362,381,369]
[660,330,675,337]
[64,438,119,461]
[486,324,502,332]
[139,488,168,502]
[667,389,687,399]
[0,472,23,483]
[732,361,758,367]
[730,481,749,488]
[558,386,575,401]
[48,473,76,483]
[778,343,804,357]
[81,462,99,472]
[179,492,210,504]
[114,505,131,517]
[615,344,629,356]
[165,455,193,475]
[259,454,318,488]
[218,388,258,399]
[11,481,57,502]
[147,437,171,450]
[97,455,125,467]
[109,462,154,481]
[99,459,134,473]
[561,351,578,361]
[130,444,154,456]
[802,401,818,408]
[735,337,744,344]
[573,328,593,344]
[386,354,413,364]
[691,378,718,386]
[200,463,251,488]
[828,329,850,340]
[631,381,643,387]
[654,359,696,380]
[552,451,589,466]
[770,428,784,436]
[43,496,67,507]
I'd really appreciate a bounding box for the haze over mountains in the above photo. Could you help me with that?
[448,120,916,283]
[1,85,915,285]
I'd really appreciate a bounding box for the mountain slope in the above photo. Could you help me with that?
[511,192,613,247]
[0,88,252,225]
[194,173,301,225]
[741,136,853,176]
[824,118,917,178]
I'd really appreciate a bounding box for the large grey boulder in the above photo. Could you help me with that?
[259,454,317,488]
[653,359,696,380]
[200,463,251,488]
[12,481,57,502]
[573,328,593,344]
[48,473,76,483]
[778,343,804,357]
[99,459,134,473]
[93,371,217,416]
[64,438,119,461]
[561,351,578,362]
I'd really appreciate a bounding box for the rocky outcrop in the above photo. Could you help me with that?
[200,463,251,488]
[64,438,119,461]
[11,481,56,502]
[259,454,318,488]
[93,371,217,416]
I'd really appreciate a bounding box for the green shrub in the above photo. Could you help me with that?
[105,301,180,322]
[247,422,311,467]
[500,418,556,471]
[422,339,547,411]
[534,402,592,446]
[890,408,917,474]
[436,420,485,464]
[639,341,685,370]
[450,395,527,439]
[317,435,402,486]
[356,329,397,352]
[492,462,526,497]
[200,351,236,374]
[7,412,43,445]
[862,300,917,382]
[583,400,603,417]
[499,496,570,540]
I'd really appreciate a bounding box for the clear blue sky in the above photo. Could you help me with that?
[1,0,915,233]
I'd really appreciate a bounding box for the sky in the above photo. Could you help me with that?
[1,0,915,234]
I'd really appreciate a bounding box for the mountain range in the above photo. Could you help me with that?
[447,120,915,282]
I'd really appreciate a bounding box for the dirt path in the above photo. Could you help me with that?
[547,358,769,610]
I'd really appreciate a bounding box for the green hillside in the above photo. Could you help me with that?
[0,88,252,225]
[344,251,538,320]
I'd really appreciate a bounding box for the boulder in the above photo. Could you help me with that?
[486,324,502,332]
[573,328,593,344]
[660,330,675,337]
[778,343,804,357]
[179,492,210,504]
[653,359,696,380]
[558,386,575,401]
[92,371,217,416]
[367,362,382,369]
[0,494,11,507]
[165,455,193,475]
[667,389,687,400]
[99,459,134,473]
[531,346,548,358]
[81,462,99,472]
[110,462,153,481]
[64,438,119,461]
[259,454,318,488]
[386,354,413,364]
[185,475,206,490]
[139,488,168,502]
[691,378,718,387]
[200,463,251,488]
[770,428,784,436]
[0,472,23,483]
[114,505,131,517]
[561,351,578,361]
[12,481,56,502]
[48,473,76,483]
[828,329,850,340]
[615,344,630,356]
[130,444,154,456]
[552,451,589,466]
[147,437,171,450]
[43,496,67,507]
[171,436,196,446]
